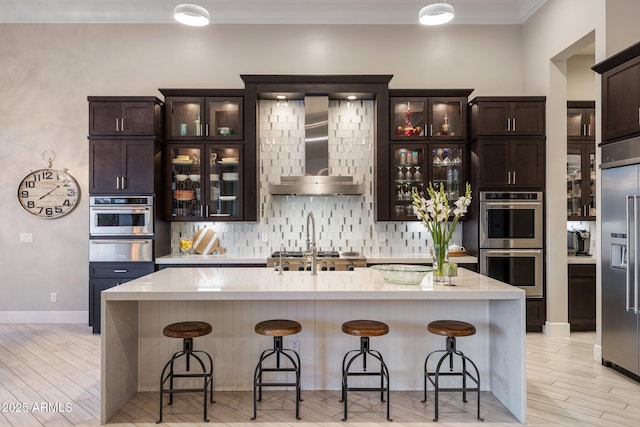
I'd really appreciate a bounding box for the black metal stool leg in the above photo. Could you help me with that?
[340,341,391,422]
[424,336,482,423]
[252,335,301,420]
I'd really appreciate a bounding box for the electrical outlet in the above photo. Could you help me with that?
[290,340,300,353]
[50,292,57,303]
[19,232,33,243]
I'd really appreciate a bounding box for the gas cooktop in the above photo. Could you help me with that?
[269,250,364,259]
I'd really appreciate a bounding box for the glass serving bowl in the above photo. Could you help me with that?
[371,264,436,285]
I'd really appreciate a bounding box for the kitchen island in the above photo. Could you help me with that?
[101,267,525,423]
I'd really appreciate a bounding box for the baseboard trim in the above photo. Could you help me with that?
[594,343,602,363]
[0,311,88,324]
[542,321,571,337]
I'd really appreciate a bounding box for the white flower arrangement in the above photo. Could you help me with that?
[411,182,472,251]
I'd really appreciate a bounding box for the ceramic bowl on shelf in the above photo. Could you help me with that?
[371,264,435,285]
[188,174,200,182]
[175,174,188,181]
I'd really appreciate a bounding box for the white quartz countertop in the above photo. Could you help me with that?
[155,253,478,265]
[103,267,522,301]
[568,255,597,264]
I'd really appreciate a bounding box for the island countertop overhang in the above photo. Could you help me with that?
[103,267,524,301]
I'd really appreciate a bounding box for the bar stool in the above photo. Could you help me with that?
[251,319,302,420]
[422,320,481,422]
[157,321,214,423]
[340,319,391,421]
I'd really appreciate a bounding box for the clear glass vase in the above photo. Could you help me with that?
[432,242,448,282]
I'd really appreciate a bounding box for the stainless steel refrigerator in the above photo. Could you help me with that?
[602,136,640,378]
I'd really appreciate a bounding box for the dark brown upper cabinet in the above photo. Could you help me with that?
[594,43,640,143]
[469,97,545,139]
[88,97,162,137]
[567,101,595,141]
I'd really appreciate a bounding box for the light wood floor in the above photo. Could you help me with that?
[1,325,640,426]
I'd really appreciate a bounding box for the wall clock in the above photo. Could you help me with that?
[17,150,80,219]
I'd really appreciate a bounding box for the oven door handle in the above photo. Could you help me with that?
[90,239,150,245]
[90,206,151,211]
[482,249,542,255]
[481,202,541,207]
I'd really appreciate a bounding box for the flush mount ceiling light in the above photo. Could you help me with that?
[419,2,455,26]
[173,4,210,26]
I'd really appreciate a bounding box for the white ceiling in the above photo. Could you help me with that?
[0,0,549,25]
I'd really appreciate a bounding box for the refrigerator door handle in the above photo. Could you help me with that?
[632,195,640,314]
[626,195,633,311]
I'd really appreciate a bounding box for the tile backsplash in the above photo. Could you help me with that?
[171,99,459,256]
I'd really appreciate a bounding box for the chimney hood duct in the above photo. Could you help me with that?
[268,95,365,196]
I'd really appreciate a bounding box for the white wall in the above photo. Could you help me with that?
[567,55,596,100]
[0,23,525,319]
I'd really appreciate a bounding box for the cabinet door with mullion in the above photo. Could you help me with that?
[205,97,244,141]
[166,97,204,140]
[567,143,596,220]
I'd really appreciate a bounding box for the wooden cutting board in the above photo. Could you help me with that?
[192,228,226,254]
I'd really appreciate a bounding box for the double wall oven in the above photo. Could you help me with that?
[479,191,544,297]
[89,196,155,263]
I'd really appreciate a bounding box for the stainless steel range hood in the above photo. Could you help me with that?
[268,96,365,196]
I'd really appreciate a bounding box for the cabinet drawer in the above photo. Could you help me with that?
[568,264,596,278]
[89,262,154,279]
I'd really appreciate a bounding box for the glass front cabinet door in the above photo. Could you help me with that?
[167,144,243,221]
[390,95,467,141]
[164,93,243,141]
[392,145,425,220]
[567,143,596,220]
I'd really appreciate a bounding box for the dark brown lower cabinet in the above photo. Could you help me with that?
[568,264,596,331]
[526,298,545,332]
[89,262,155,333]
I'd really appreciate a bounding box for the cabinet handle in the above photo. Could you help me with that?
[205,124,210,137]
[116,176,121,190]
[120,118,125,131]
[507,171,512,185]
[587,124,591,136]
[638,108,639,125]
[512,118,516,132]
[512,171,516,185]
[121,176,127,189]
[507,119,511,132]
[113,269,128,273]
[115,118,120,132]
[583,124,586,136]
[205,205,209,217]
[429,124,433,137]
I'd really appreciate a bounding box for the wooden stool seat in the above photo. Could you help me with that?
[427,320,476,338]
[255,319,302,337]
[342,320,389,337]
[163,321,212,339]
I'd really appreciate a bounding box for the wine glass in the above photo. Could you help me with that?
[404,167,413,181]
[396,166,404,180]
[413,165,422,181]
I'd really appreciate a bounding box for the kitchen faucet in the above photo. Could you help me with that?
[278,242,285,275]
[305,212,318,275]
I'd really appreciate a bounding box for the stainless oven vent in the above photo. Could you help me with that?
[268,95,364,196]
